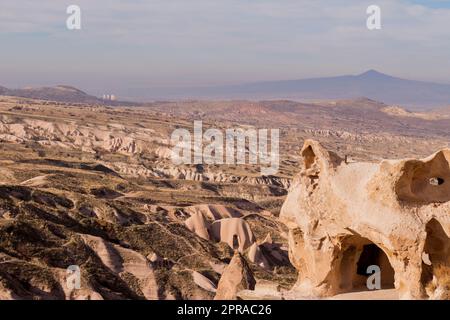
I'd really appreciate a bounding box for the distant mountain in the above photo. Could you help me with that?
[142,70,450,110]
[3,71,450,110]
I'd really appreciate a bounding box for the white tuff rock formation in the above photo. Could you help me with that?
[280,140,449,299]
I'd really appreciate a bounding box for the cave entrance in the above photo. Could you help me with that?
[338,236,395,293]
[421,218,450,297]
[232,234,240,250]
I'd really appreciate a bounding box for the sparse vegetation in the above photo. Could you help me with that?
[0,95,448,300]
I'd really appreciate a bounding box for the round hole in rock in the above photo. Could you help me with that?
[429,177,445,186]
[395,151,450,203]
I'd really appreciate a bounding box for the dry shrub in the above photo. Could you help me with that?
[425,263,450,299]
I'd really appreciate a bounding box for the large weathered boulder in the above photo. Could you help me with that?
[214,251,256,300]
[280,139,450,299]
[185,212,211,240]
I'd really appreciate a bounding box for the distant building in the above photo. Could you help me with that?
[102,94,116,101]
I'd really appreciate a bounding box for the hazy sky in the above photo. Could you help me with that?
[1,0,450,98]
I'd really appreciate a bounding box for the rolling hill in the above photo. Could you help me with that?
[0,85,103,104]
